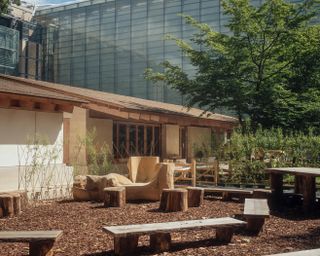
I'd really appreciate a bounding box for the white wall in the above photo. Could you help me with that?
[0,108,64,167]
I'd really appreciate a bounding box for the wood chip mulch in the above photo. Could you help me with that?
[1,198,320,256]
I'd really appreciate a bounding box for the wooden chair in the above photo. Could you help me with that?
[196,158,219,185]
[174,160,196,187]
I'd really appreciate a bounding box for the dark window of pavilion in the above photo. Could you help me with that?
[113,122,160,158]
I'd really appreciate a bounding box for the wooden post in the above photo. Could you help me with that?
[187,187,204,207]
[246,218,265,235]
[150,233,171,252]
[103,187,126,208]
[270,173,283,208]
[191,160,196,187]
[302,176,316,212]
[159,189,188,212]
[114,235,139,256]
[216,227,234,243]
[0,195,14,217]
[29,240,55,256]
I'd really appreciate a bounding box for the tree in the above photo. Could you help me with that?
[0,0,21,14]
[145,0,320,131]
[0,0,10,14]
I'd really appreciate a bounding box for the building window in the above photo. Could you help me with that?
[113,122,160,158]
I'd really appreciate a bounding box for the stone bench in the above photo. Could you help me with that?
[243,198,269,234]
[103,217,246,255]
[0,230,63,256]
[265,248,320,255]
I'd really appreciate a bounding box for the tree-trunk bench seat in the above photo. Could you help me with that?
[103,217,246,255]
[243,198,269,234]
[265,248,320,255]
[0,230,63,256]
[204,187,254,202]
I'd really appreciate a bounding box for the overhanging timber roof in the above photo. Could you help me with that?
[0,74,238,128]
[0,75,86,113]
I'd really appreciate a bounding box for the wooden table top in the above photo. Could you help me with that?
[265,167,320,177]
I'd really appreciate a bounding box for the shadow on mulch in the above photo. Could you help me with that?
[271,207,320,221]
[83,239,228,256]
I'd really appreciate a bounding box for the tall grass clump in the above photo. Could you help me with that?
[219,126,320,184]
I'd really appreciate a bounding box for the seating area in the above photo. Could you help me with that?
[0,156,318,256]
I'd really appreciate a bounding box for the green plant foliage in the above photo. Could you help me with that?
[145,0,320,132]
[219,127,320,184]
[0,0,10,14]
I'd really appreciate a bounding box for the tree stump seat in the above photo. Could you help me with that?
[0,230,63,256]
[103,217,246,255]
[243,198,269,235]
[187,187,204,207]
[103,187,126,208]
[0,192,22,218]
[159,188,188,212]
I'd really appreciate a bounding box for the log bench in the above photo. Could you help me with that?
[0,230,63,256]
[243,198,269,234]
[204,187,253,202]
[103,217,246,255]
[265,248,320,255]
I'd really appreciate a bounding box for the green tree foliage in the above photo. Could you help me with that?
[0,0,10,14]
[145,0,320,131]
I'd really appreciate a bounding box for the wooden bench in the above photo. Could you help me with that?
[243,198,269,234]
[204,187,253,202]
[265,248,320,255]
[103,217,246,255]
[0,230,63,256]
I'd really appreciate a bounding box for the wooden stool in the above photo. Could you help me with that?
[103,187,126,208]
[0,192,23,218]
[187,187,204,207]
[159,188,188,212]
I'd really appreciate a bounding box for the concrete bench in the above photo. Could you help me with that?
[103,217,246,255]
[243,198,269,234]
[265,248,320,255]
[204,187,253,202]
[0,230,63,256]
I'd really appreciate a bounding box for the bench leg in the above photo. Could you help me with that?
[222,192,231,201]
[150,233,171,252]
[246,217,265,235]
[29,240,54,256]
[216,227,234,244]
[114,235,139,256]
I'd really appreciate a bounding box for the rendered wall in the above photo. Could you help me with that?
[64,106,87,166]
[0,108,63,166]
[0,108,65,193]
[87,117,113,152]
[162,124,180,158]
[187,126,212,160]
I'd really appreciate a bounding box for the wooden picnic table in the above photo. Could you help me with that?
[265,167,320,212]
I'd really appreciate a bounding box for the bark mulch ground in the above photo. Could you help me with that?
[1,198,320,256]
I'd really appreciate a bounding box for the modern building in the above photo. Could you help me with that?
[1,74,237,187]
[34,0,239,104]
[0,4,43,79]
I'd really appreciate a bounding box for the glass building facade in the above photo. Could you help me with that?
[34,0,239,104]
[0,25,19,75]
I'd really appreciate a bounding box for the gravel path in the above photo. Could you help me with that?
[1,199,320,255]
